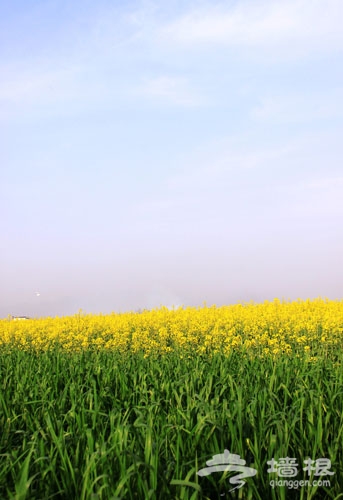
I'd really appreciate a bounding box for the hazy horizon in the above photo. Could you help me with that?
[2,0,343,318]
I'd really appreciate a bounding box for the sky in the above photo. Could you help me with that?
[1,0,343,317]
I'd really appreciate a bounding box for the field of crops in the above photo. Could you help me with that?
[0,299,342,499]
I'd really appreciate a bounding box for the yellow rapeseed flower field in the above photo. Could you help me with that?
[1,298,343,498]
[1,298,342,356]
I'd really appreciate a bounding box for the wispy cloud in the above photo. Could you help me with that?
[252,89,343,123]
[306,176,343,191]
[0,60,130,121]
[163,138,296,193]
[0,65,81,104]
[290,176,343,216]
[161,0,343,58]
[133,75,206,107]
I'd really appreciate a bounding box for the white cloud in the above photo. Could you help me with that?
[0,60,128,121]
[252,89,343,123]
[163,138,296,194]
[291,176,343,216]
[161,0,343,58]
[134,129,343,224]
[133,75,205,106]
[0,65,80,104]
[307,176,343,190]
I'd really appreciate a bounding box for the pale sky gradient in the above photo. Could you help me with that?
[1,0,343,317]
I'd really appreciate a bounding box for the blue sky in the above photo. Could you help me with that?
[1,0,343,317]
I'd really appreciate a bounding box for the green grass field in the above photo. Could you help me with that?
[0,348,342,499]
